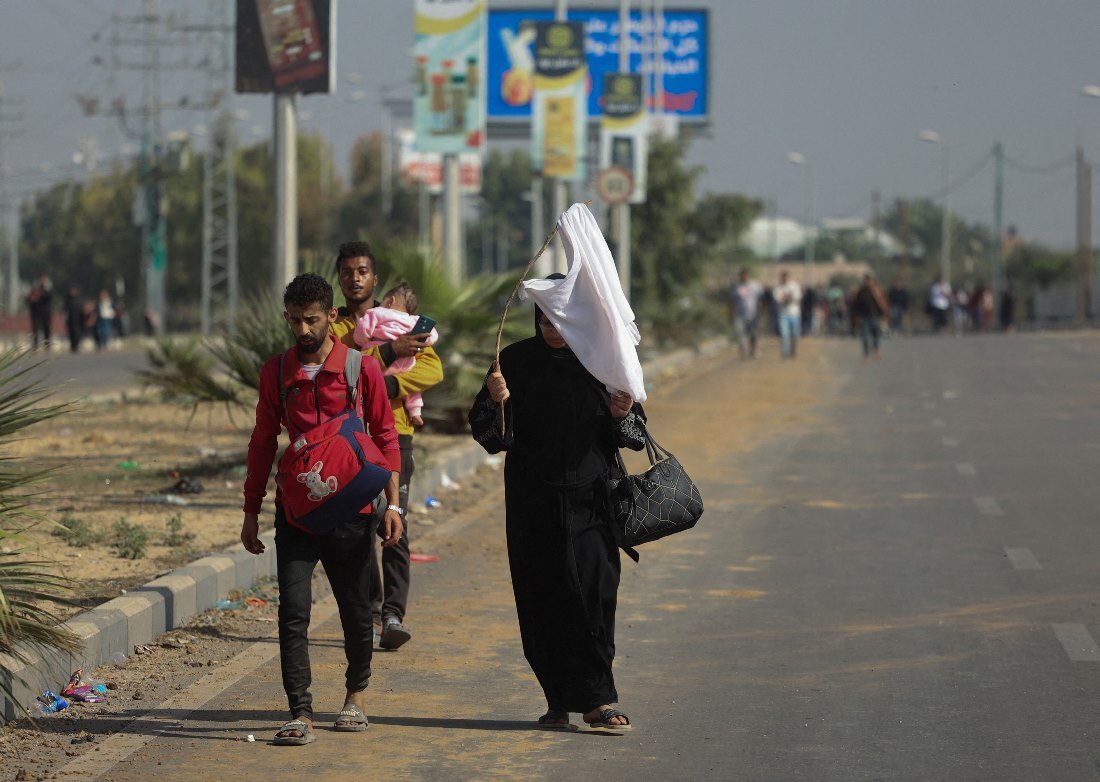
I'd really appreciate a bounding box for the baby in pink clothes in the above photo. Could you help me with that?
[353,283,439,427]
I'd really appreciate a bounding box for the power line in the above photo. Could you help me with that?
[1003,152,1076,176]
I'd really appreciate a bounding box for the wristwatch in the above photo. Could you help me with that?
[386,504,406,517]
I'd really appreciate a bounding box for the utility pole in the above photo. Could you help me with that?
[871,188,881,266]
[0,72,24,317]
[550,0,569,274]
[273,94,298,298]
[899,199,911,284]
[616,0,632,300]
[992,141,1004,303]
[179,1,239,336]
[1076,146,1092,324]
[442,153,461,283]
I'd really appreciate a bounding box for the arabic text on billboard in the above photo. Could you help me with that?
[487,8,707,121]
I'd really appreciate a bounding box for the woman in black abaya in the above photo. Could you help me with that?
[468,303,645,732]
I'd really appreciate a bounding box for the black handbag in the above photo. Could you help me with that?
[608,419,704,559]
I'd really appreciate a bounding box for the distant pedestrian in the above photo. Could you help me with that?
[999,287,1016,332]
[64,286,83,353]
[94,290,115,350]
[887,279,910,334]
[800,284,817,336]
[927,277,951,333]
[852,273,889,360]
[26,274,53,350]
[774,270,802,359]
[728,268,763,359]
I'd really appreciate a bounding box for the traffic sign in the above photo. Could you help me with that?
[596,166,634,205]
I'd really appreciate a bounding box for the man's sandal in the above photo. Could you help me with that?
[536,710,578,732]
[584,708,633,732]
[334,704,368,732]
[273,719,315,745]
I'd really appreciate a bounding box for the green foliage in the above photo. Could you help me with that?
[0,349,81,718]
[137,338,241,408]
[111,518,149,560]
[370,242,531,427]
[52,515,99,548]
[164,514,191,547]
[1006,242,1075,290]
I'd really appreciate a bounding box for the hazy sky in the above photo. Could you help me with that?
[3,0,1099,250]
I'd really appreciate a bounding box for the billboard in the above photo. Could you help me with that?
[412,0,487,155]
[599,72,647,203]
[236,0,336,94]
[488,8,708,122]
[531,21,587,180]
[397,130,482,194]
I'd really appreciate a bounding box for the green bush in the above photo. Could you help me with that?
[52,515,99,548]
[112,518,150,560]
[164,513,192,547]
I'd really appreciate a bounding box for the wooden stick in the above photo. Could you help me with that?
[494,224,559,436]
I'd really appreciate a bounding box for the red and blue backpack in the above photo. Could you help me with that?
[274,347,391,534]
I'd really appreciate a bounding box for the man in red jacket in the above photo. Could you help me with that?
[241,272,403,745]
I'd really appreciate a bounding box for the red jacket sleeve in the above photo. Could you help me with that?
[243,358,283,515]
[360,354,401,472]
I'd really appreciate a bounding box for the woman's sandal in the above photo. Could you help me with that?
[273,718,316,746]
[584,708,633,732]
[536,710,578,732]
[334,704,368,732]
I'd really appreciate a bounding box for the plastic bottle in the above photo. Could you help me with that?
[109,651,128,668]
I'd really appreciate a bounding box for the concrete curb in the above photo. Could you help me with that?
[0,337,731,720]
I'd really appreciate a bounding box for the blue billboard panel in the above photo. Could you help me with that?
[487,8,708,122]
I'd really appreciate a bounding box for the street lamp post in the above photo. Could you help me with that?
[787,152,815,287]
[919,129,951,284]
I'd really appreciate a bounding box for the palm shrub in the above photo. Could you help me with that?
[0,349,81,718]
[369,242,532,430]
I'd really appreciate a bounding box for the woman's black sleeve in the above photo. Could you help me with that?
[615,403,647,451]
[468,366,513,453]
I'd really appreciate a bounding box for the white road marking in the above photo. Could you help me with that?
[932,418,946,428]
[955,462,977,476]
[974,496,1004,516]
[53,599,339,779]
[1004,547,1041,570]
[941,436,959,448]
[942,390,959,399]
[1053,624,1100,662]
[923,402,937,411]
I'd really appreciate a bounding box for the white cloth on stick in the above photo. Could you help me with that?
[519,203,647,402]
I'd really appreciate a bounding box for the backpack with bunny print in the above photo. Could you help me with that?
[274,347,391,535]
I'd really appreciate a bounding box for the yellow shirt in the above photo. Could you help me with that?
[330,313,444,436]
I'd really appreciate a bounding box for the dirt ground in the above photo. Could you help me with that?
[4,395,464,617]
[0,335,844,780]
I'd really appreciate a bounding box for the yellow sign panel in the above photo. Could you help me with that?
[543,96,576,177]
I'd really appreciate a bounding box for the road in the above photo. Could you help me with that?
[43,331,1100,780]
[12,343,152,400]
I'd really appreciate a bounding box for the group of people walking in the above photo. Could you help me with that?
[729,267,1019,362]
[24,274,123,352]
[242,234,639,745]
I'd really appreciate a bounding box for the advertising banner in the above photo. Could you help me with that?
[531,21,587,180]
[397,129,482,194]
[599,72,647,203]
[412,0,486,155]
[236,0,336,95]
[488,8,708,122]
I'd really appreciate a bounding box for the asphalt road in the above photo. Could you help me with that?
[50,331,1100,781]
[12,343,152,400]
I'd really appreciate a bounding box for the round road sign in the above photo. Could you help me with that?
[596,166,634,205]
